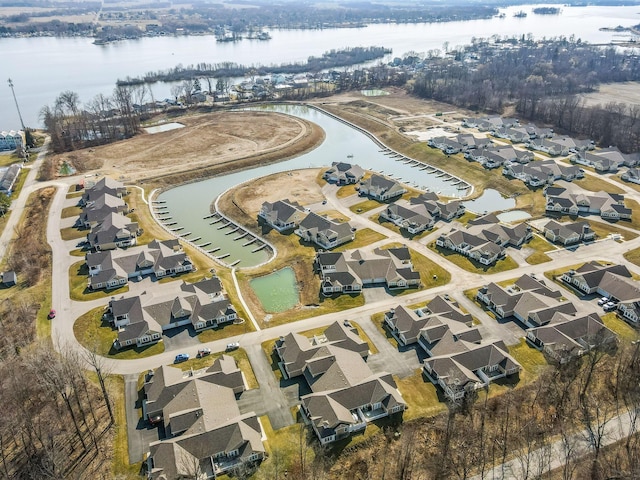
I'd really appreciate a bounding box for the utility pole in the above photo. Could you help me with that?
[7,78,26,130]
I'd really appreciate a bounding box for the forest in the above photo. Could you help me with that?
[116,47,393,86]
[411,37,640,152]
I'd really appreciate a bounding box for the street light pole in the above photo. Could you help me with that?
[7,78,26,130]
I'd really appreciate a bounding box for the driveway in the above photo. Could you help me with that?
[124,373,161,464]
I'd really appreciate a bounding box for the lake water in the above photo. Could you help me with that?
[249,267,300,313]
[463,189,516,214]
[2,3,639,130]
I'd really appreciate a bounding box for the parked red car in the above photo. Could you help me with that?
[48,309,56,319]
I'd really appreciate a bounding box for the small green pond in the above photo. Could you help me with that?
[249,267,300,313]
[59,161,76,175]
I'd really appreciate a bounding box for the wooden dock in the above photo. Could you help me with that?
[243,238,257,246]
[234,231,249,240]
[217,253,230,259]
[229,259,241,267]
[207,247,221,253]
[252,244,267,253]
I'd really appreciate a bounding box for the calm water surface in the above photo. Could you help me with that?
[2,4,639,129]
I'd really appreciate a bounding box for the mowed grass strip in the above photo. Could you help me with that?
[394,370,447,420]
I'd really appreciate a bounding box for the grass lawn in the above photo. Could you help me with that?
[371,311,398,348]
[350,320,380,355]
[259,415,314,472]
[197,320,256,343]
[428,243,519,274]
[61,205,82,218]
[524,234,554,265]
[508,338,549,377]
[589,219,639,241]
[526,251,552,265]
[261,339,283,380]
[0,153,21,167]
[394,369,447,420]
[316,209,350,223]
[60,225,88,241]
[601,313,640,343]
[349,198,384,214]
[624,246,640,267]
[70,247,87,257]
[331,227,387,252]
[626,198,640,231]
[456,211,478,225]
[68,260,129,301]
[574,175,625,194]
[176,348,259,389]
[73,306,165,359]
[112,375,142,478]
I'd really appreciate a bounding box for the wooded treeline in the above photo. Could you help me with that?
[116,47,392,86]
[411,38,640,152]
[0,188,116,479]
[278,339,640,480]
[41,86,145,153]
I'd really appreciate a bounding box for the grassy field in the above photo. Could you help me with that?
[508,338,549,378]
[73,306,165,359]
[574,175,625,194]
[261,338,283,380]
[588,218,639,241]
[429,243,519,274]
[624,245,640,267]
[371,311,398,348]
[349,198,384,214]
[394,369,447,420]
[601,312,640,343]
[524,234,554,265]
[197,320,256,343]
[331,228,387,252]
[175,348,259,389]
[60,225,88,241]
[61,205,82,218]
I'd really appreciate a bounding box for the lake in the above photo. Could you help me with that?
[2,3,639,130]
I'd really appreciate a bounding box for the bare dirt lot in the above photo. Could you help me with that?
[578,82,640,107]
[227,169,325,216]
[51,110,323,187]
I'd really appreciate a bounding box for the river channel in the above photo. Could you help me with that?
[155,104,516,268]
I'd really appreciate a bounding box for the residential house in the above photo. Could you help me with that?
[491,126,531,143]
[0,164,21,195]
[436,218,532,266]
[503,159,583,187]
[544,186,631,220]
[409,192,465,221]
[572,147,640,173]
[526,312,616,363]
[315,246,420,295]
[384,295,475,348]
[526,136,594,156]
[542,220,595,245]
[86,239,194,290]
[323,162,365,185]
[0,130,24,151]
[477,274,576,327]
[258,199,307,232]
[423,340,521,401]
[87,212,139,250]
[622,168,640,184]
[145,359,264,479]
[560,261,632,295]
[274,322,406,444]
[380,201,435,234]
[295,212,354,249]
[80,177,127,206]
[78,192,128,229]
[465,146,533,169]
[106,276,237,349]
[358,174,407,201]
